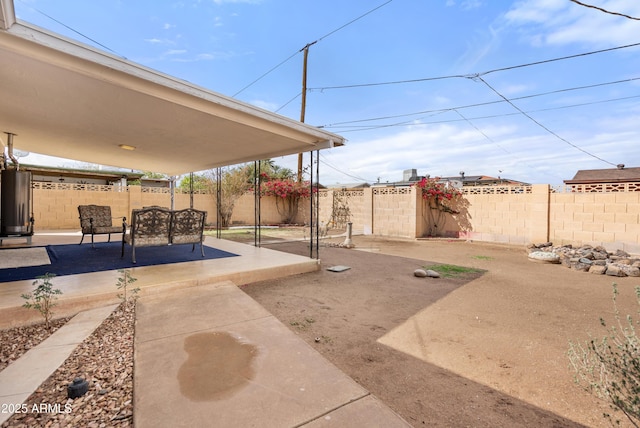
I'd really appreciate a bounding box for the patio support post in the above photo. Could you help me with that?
[170,176,176,210]
[216,167,222,239]
[189,172,194,209]
[309,151,313,258]
[254,160,261,248]
[309,149,320,259]
[315,150,319,258]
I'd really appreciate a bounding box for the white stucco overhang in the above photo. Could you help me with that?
[0,1,344,176]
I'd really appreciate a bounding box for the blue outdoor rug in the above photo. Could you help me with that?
[0,241,239,282]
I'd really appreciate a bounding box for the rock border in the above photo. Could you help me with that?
[528,242,640,277]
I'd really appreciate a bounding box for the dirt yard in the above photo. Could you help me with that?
[240,233,639,427]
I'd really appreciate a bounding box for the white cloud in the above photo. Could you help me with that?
[454,25,501,72]
[497,82,533,96]
[460,0,483,11]
[504,0,640,47]
[144,38,176,46]
[165,49,187,55]
[445,0,484,10]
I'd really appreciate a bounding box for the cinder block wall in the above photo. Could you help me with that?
[370,187,417,238]
[550,191,640,253]
[459,184,550,245]
[26,183,640,252]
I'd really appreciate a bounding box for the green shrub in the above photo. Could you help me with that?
[21,273,62,331]
[568,283,640,427]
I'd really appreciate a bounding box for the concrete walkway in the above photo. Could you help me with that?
[134,281,411,427]
[0,304,118,425]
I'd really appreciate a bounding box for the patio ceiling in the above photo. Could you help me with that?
[0,1,344,176]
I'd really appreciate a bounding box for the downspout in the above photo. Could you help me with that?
[5,132,19,169]
[0,136,5,170]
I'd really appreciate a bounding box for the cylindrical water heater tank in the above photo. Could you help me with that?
[1,169,32,235]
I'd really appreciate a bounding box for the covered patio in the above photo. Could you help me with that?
[0,5,414,426]
[0,0,344,249]
[0,0,345,303]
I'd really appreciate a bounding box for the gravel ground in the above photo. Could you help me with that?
[0,318,70,373]
[1,301,135,428]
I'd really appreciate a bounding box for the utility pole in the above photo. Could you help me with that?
[297,41,316,182]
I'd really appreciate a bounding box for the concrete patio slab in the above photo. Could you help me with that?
[134,281,410,428]
[0,236,319,329]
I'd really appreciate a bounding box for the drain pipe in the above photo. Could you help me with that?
[0,136,5,170]
[5,132,19,170]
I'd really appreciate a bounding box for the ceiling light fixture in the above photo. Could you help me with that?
[118,144,136,151]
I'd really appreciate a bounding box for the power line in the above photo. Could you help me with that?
[316,0,393,44]
[233,0,394,97]
[318,76,640,128]
[452,109,562,182]
[232,51,300,97]
[274,92,302,113]
[569,0,640,20]
[17,0,123,57]
[473,76,618,167]
[324,94,640,132]
[319,153,376,183]
[309,42,640,91]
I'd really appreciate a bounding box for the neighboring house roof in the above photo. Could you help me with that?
[371,172,529,188]
[324,183,371,189]
[0,1,344,176]
[564,166,640,184]
[450,175,530,186]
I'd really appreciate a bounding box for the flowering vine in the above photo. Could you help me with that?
[260,173,313,224]
[414,177,463,237]
[413,177,462,214]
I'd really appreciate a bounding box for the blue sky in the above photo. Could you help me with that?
[13,0,640,185]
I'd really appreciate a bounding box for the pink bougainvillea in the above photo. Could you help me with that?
[413,177,462,213]
[259,174,314,224]
[260,177,311,199]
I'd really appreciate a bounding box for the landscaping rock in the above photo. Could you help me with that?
[605,265,625,277]
[528,251,560,263]
[425,269,441,278]
[528,242,639,276]
[572,258,592,272]
[588,265,607,275]
[414,269,427,278]
[619,265,640,277]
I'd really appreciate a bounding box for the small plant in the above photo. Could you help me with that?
[116,269,139,302]
[568,283,640,427]
[21,273,62,331]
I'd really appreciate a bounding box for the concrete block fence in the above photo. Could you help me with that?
[30,182,640,253]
